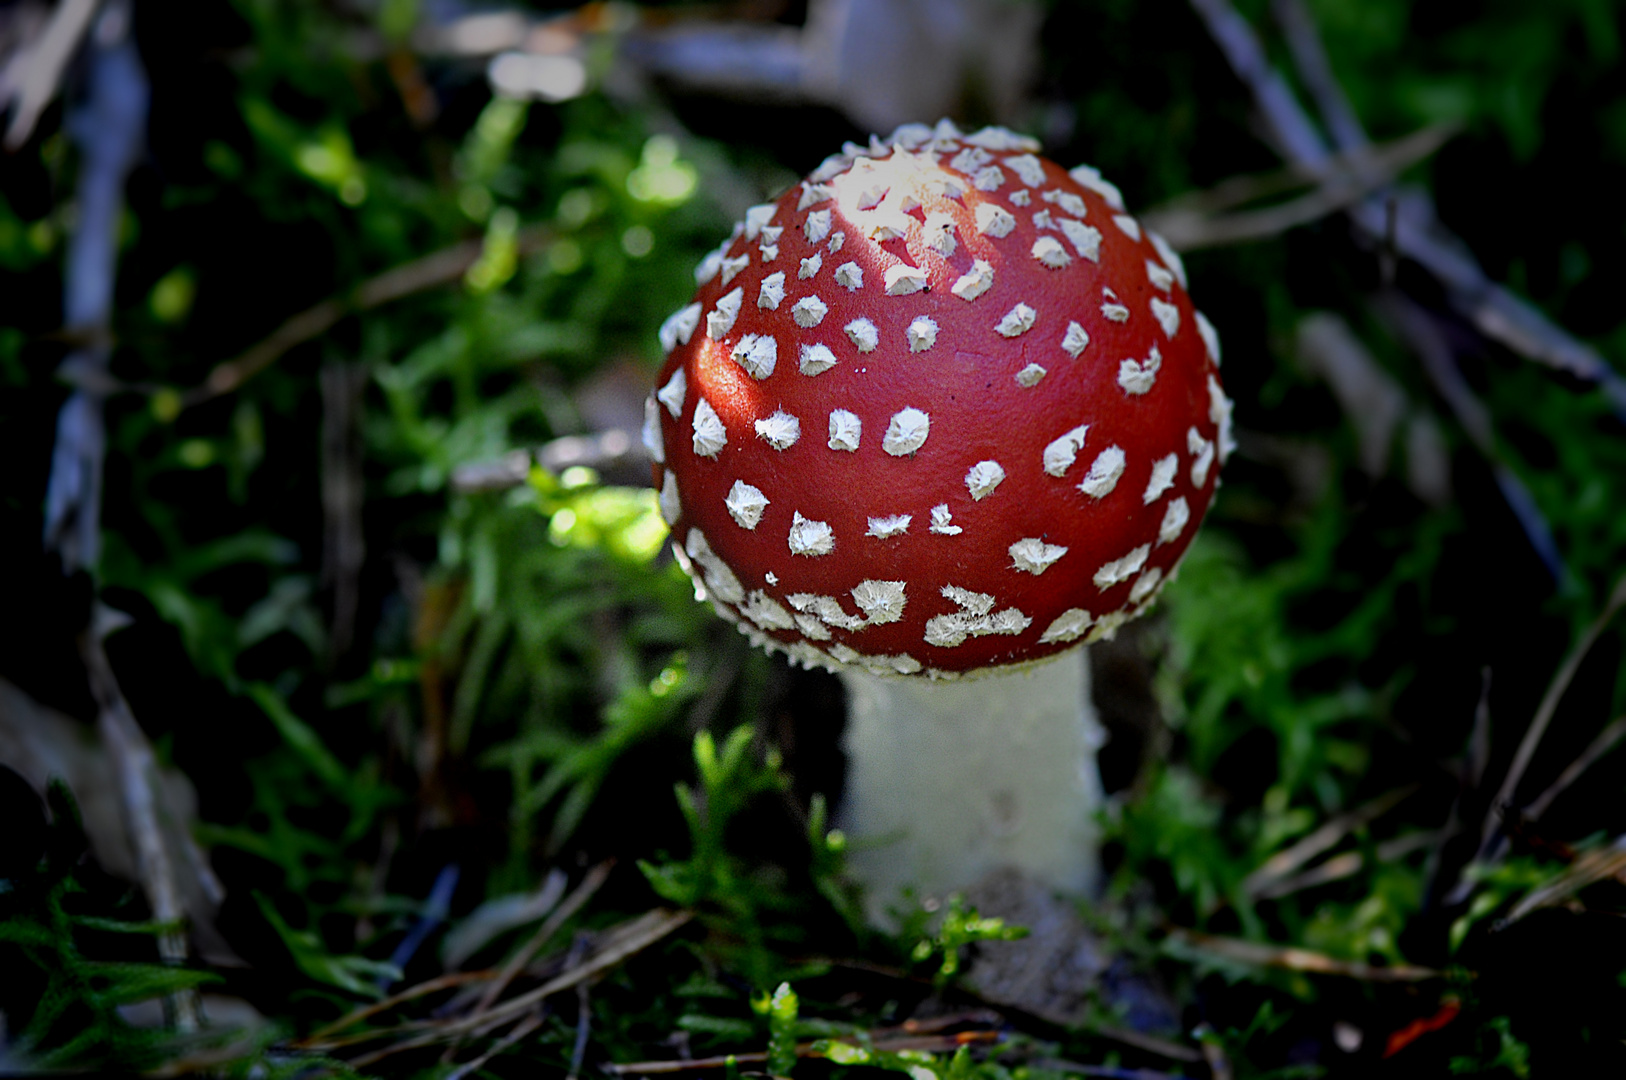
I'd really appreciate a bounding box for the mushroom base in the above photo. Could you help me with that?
[838,648,1104,925]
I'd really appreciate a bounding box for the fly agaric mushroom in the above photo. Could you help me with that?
[645,120,1233,917]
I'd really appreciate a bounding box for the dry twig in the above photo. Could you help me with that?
[1378,292,1567,583]
[470,859,614,1016]
[1447,574,1626,899]
[1144,126,1453,251]
[1,0,98,148]
[443,1008,546,1080]
[1186,0,1626,416]
[299,907,691,1064]
[1251,833,1435,901]
[1165,928,1445,982]
[167,225,552,412]
[1242,784,1417,899]
[1502,833,1626,925]
[602,1030,1005,1075]
[1523,713,1626,822]
[83,624,200,1031]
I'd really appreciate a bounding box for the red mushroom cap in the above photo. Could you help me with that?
[645,120,1234,678]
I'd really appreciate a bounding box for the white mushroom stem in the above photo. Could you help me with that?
[838,649,1105,923]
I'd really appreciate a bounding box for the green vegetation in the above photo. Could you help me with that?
[2,0,1625,1076]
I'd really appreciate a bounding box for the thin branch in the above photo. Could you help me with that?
[299,908,691,1059]
[1164,927,1446,982]
[1501,833,1626,925]
[1270,0,1368,153]
[1,0,99,148]
[1486,575,1626,832]
[567,974,591,1080]
[1442,575,1626,903]
[305,968,498,1043]
[1144,126,1453,251]
[1033,1062,1188,1080]
[83,621,199,1032]
[169,225,552,411]
[1242,784,1417,899]
[449,430,639,494]
[1378,293,1568,583]
[1187,0,1626,417]
[1523,713,1626,822]
[469,860,613,1017]
[1251,832,1435,901]
[443,1008,546,1080]
[602,1031,1005,1075]
[446,907,690,1037]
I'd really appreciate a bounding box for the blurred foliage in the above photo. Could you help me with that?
[2,0,1625,1076]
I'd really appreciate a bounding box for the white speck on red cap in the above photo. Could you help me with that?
[867,513,911,538]
[844,317,879,352]
[726,480,769,529]
[1006,154,1047,186]
[1043,424,1091,477]
[1143,452,1177,503]
[659,470,680,524]
[1188,426,1216,487]
[1068,164,1125,211]
[1094,543,1150,589]
[1197,310,1222,366]
[799,342,838,376]
[1061,219,1101,262]
[1078,446,1126,498]
[1151,298,1180,338]
[975,202,1015,238]
[792,295,828,328]
[1101,288,1129,323]
[952,259,995,301]
[691,398,726,458]
[964,460,1005,500]
[707,287,743,340]
[929,504,961,535]
[1039,608,1092,643]
[1009,538,1067,575]
[788,511,835,556]
[743,203,776,240]
[1042,189,1088,218]
[996,303,1037,337]
[1149,230,1187,288]
[885,265,928,295]
[883,408,931,455]
[719,254,749,287]
[907,316,939,352]
[828,409,861,451]
[1112,214,1142,242]
[805,209,832,245]
[1118,347,1161,395]
[755,410,801,450]
[731,333,778,380]
[1062,321,1090,357]
[1158,496,1190,545]
[656,367,686,417]
[758,272,786,310]
[1032,236,1071,268]
[659,302,702,353]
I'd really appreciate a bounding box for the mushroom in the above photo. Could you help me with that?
[646,120,1233,919]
